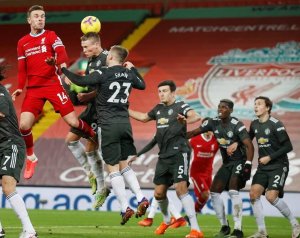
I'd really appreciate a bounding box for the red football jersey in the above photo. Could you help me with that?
[17,30,68,89]
[190,133,219,176]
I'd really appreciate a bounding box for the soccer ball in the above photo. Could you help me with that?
[80,16,101,34]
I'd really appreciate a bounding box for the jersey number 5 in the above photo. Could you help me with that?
[107,82,131,103]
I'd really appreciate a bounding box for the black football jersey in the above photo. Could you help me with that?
[66,50,108,105]
[0,85,24,148]
[201,117,250,163]
[249,117,292,170]
[148,100,192,158]
[62,66,145,124]
[86,50,108,75]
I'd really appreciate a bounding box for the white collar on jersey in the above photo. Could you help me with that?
[201,133,213,142]
[30,29,45,37]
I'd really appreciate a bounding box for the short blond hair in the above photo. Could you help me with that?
[81,32,100,44]
[27,5,44,18]
[110,45,128,64]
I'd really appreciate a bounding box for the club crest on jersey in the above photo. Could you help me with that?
[211,144,215,151]
[168,109,173,115]
[157,111,160,115]
[227,131,233,138]
[265,128,270,135]
[41,37,45,44]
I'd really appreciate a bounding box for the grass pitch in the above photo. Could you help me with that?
[0,208,297,237]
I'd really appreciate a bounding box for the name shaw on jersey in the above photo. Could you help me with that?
[115,72,128,78]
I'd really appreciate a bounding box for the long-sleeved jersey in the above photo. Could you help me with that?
[67,50,108,106]
[0,84,25,148]
[17,29,68,89]
[249,116,293,170]
[62,65,145,124]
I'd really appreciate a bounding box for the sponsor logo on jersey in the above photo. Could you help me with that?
[217,138,230,146]
[258,137,269,144]
[158,117,169,125]
[197,151,214,158]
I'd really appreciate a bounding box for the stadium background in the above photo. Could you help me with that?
[0,0,300,216]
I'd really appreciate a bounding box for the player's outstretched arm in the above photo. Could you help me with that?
[61,67,103,86]
[186,110,201,124]
[124,61,145,90]
[131,69,145,90]
[137,137,157,156]
[77,91,96,104]
[128,137,157,166]
[129,109,151,122]
[186,127,202,139]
